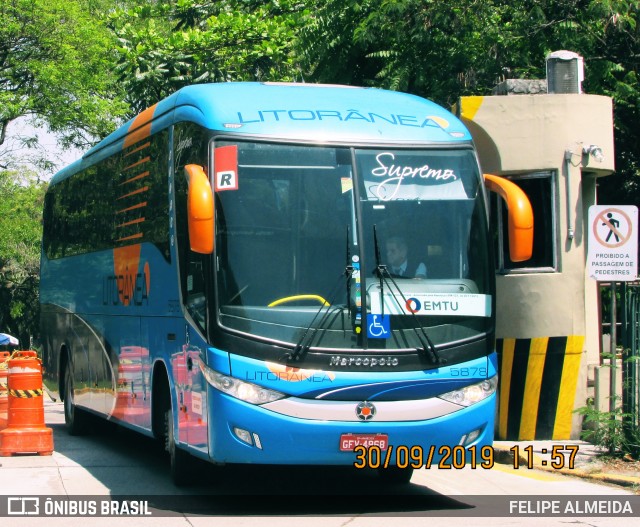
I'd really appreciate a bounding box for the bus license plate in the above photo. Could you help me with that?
[339,433,388,451]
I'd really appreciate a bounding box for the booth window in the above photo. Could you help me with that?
[492,171,557,272]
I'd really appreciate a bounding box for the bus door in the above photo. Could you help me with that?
[169,336,208,455]
[173,254,210,455]
[108,317,145,425]
[111,318,152,428]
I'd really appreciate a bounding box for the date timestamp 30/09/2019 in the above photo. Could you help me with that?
[353,444,580,470]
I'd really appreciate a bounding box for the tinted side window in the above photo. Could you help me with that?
[43,131,169,260]
[173,123,210,332]
[115,132,170,260]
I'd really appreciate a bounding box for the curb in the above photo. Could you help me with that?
[492,444,640,489]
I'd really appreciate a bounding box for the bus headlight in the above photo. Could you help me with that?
[200,362,286,405]
[437,376,498,407]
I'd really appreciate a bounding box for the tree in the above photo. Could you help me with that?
[299,0,639,204]
[109,0,307,115]
[0,170,47,347]
[0,0,129,170]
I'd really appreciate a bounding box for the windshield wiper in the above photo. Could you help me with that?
[373,225,387,317]
[345,224,354,314]
[372,225,445,365]
[285,227,355,362]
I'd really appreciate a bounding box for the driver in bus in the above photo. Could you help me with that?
[385,236,427,279]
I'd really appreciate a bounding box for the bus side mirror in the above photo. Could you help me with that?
[484,174,533,262]
[185,164,214,254]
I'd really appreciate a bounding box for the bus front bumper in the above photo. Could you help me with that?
[205,389,496,465]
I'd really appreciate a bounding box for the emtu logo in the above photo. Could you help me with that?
[405,297,421,314]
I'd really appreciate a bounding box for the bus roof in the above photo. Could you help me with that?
[51,82,472,185]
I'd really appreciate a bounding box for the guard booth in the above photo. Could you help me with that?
[456,54,615,440]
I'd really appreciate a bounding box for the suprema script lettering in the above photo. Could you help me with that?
[370,152,458,201]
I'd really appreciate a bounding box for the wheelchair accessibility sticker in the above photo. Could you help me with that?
[367,314,390,339]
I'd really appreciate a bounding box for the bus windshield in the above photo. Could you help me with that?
[214,140,492,352]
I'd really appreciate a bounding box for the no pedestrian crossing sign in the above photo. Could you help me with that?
[588,205,638,281]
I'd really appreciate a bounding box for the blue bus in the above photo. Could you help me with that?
[40,83,532,484]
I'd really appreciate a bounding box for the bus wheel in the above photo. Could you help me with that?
[377,466,414,486]
[164,409,193,486]
[63,364,87,435]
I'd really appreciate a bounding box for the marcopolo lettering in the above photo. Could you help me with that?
[329,355,400,368]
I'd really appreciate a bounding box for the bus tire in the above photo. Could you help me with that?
[63,361,88,436]
[165,409,193,486]
[377,466,414,486]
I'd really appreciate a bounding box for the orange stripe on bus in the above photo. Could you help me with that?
[117,202,148,214]
[123,157,151,172]
[123,105,157,149]
[120,171,150,186]
[124,142,151,157]
[117,233,144,242]
[116,217,146,229]
[117,186,149,200]
[124,127,152,149]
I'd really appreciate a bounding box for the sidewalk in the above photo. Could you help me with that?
[493,440,640,491]
[0,399,640,494]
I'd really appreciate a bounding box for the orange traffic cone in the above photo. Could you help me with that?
[0,351,54,456]
[0,351,10,430]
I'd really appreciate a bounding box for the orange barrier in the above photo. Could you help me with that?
[0,351,10,430]
[0,351,54,456]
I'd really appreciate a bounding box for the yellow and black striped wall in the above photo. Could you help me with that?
[496,336,584,440]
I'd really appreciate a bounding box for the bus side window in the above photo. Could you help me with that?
[173,122,210,331]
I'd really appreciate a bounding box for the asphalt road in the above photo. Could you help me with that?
[0,401,636,527]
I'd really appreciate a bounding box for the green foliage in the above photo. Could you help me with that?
[0,0,129,163]
[110,0,307,115]
[297,0,381,88]
[1,0,639,345]
[300,0,639,203]
[578,399,640,458]
[578,346,640,458]
[0,170,47,347]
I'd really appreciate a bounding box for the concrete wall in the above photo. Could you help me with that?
[457,94,615,439]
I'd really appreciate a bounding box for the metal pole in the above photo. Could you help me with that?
[628,286,640,456]
[564,151,575,242]
[621,283,631,451]
[594,365,601,415]
[635,290,640,455]
[610,281,617,455]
